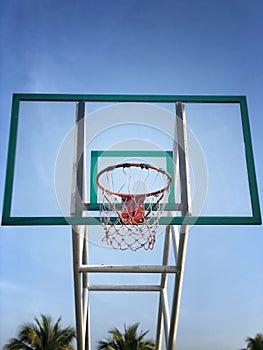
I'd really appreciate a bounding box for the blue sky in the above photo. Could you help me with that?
[0,0,262,349]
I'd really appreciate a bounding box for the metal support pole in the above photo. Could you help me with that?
[155,226,171,349]
[168,102,192,349]
[82,227,90,350]
[79,264,178,274]
[89,285,162,292]
[71,226,84,350]
[71,101,89,350]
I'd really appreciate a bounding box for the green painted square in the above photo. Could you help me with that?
[89,150,176,208]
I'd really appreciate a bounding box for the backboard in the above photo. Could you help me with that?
[2,94,261,226]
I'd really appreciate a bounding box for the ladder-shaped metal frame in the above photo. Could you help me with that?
[71,102,191,350]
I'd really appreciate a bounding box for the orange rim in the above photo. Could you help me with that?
[96,163,172,198]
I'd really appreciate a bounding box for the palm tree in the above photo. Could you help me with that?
[4,314,75,350]
[97,323,155,350]
[241,333,263,350]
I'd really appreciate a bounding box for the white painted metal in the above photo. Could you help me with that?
[70,101,192,350]
[71,102,90,350]
[79,264,178,274]
[155,226,171,349]
[167,103,192,349]
[171,225,180,262]
[161,289,171,347]
[71,226,84,350]
[89,285,162,292]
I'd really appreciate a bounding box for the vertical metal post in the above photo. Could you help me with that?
[71,226,84,350]
[83,227,90,350]
[155,226,171,349]
[168,102,192,349]
[71,101,89,350]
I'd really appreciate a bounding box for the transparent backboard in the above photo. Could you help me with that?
[2,94,261,226]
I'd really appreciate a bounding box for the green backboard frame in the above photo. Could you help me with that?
[1,93,261,226]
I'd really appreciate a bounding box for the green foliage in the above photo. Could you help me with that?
[97,323,155,350]
[4,314,75,350]
[241,333,263,350]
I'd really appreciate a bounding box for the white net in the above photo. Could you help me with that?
[97,163,172,251]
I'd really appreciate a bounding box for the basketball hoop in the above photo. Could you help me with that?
[96,163,172,251]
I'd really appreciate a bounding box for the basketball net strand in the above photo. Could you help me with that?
[97,163,172,251]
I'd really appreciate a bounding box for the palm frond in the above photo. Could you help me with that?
[4,315,75,350]
[97,323,155,350]
[242,333,263,350]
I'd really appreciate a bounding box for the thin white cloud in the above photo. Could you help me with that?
[0,279,29,295]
